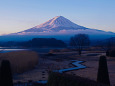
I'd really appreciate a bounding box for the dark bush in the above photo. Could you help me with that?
[47,72,108,86]
[106,49,115,57]
[109,49,115,57]
[45,52,56,56]
[0,60,13,86]
[97,56,110,85]
[106,50,110,56]
[50,49,60,53]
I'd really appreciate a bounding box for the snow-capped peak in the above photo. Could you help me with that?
[34,16,81,28]
[19,16,87,33]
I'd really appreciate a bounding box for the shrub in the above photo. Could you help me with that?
[0,51,39,73]
[97,56,110,85]
[109,49,115,57]
[106,49,115,57]
[60,49,71,52]
[49,49,60,53]
[106,50,110,56]
[0,60,13,86]
[45,52,56,56]
[47,72,108,86]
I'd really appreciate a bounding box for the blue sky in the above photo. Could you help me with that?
[0,0,115,35]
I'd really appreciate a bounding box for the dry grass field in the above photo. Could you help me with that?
[3,49,114,85]
[0,51,39,73]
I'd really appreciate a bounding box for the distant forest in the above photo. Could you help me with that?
[0,38,66,48]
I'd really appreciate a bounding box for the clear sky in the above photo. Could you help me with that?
[0,0,115,35]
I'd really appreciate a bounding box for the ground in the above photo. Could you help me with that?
[13,50,115,86]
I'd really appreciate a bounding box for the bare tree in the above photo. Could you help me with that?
[70,34,90,55]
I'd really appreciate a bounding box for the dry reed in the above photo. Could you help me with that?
[0,50,39,73]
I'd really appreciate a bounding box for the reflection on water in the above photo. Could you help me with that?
[0,47,64,53]
[0,49,28,53]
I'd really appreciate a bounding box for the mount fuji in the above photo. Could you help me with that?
[11,16,89,35]
[1,16,115,42]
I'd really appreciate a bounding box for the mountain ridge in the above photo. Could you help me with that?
[8,16,114,35]
[15,16,88,34]
[2,16,114,42]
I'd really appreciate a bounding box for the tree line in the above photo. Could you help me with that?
[0,38,67,48]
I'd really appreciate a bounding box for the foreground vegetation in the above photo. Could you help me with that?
[0,60,13,86]
[47,72,108,86]
[0,48,114,86]
[0,51,39,73]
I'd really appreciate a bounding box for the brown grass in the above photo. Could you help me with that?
[0,51,39,73]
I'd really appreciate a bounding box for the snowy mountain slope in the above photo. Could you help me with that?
[9,16,114,35]
[13,16,88,34]
[35,16,81,28]
[2,16,114,42]
[12,28,114,36]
